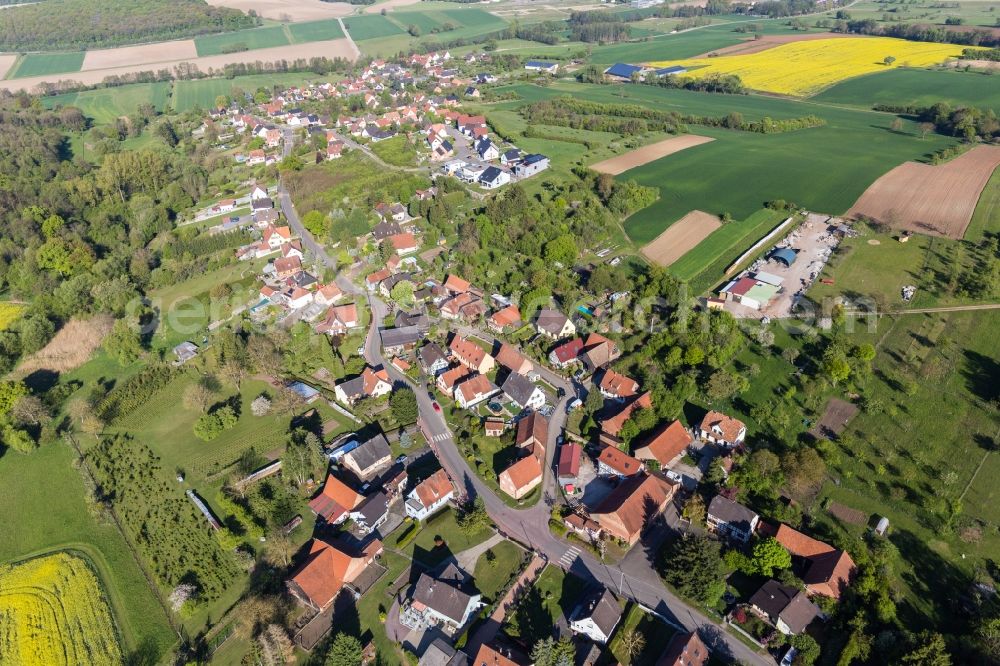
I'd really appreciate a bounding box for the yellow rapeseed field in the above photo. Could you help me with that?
[0,552,123,666]
[648,37,968,96]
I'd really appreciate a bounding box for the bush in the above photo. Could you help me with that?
[395,522,418,547]
[194,405,238,441]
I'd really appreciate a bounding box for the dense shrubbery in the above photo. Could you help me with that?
[0,0,260,51]
[835,18,1000,48]
[162,228,251,260]
[96,366,178,423]
[194,405,238,441]
[646,72,747,94]
[873,101,1000,141]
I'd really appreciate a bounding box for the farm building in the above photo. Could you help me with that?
[654,65,688,77]
[770,247,798,267]
[719,275,780,310]
[524,61,558,74]
[604,63,645,81]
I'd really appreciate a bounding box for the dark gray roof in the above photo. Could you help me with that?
[382,272,414,292]
[419,638,459,666]
[380,325,423,349]
[396,310,431,331]
[346,433,391,472]
[535,308,568,334]
[501,372,538,408]
[418,342,448,369]
[480,166,504,184]
[337,375,366,399]
[373,221,402,239]
[708,495,758,531]
[412,572,474,624]
[749,580,819,634]
[354,491,389,525]
[573,587,623,636]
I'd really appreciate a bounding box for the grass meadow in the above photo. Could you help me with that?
[41,82,172,123]
[194,25,290,57]
[965,165,1000,242]
[814,67,1000,112]
[0,441,176,661]
[8,52,84,78]
[287,18,345,42]
[171,72,314,113]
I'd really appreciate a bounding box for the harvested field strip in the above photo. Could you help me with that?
[81,40,198,71]
[640,209,721,267]
[194,25,290,56]
[965,165,1000,242]
[847,145,1000,239]
[648,37,968,96]
[0,55,17,80]
[204,0,354,21]
[0,552,123,666]
[590,134,713,175]
[7,52,84,79]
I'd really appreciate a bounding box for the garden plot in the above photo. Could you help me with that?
[847,145,1000,239]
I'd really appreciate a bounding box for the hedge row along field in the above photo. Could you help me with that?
[649,37,969,96]
[0,552,123,666]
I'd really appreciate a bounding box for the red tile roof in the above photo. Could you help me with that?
[633,420,692,466]
[414,469,453,509]
[699,410,745,443]
[597,445,643,476]
[558,443,581,477]
[552,338,584,364]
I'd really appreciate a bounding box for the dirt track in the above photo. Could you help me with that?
[82,40,198,71]
[204,0,355,20]
[847,145,1000,239]
[693,31,862,58]
[641,210,721,266]
[590,134,713,175]
[0,55,17,79]
[0,38,358,91]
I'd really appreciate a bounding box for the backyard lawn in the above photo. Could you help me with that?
[472,540,526,602]
[404,507,494,569]
[504,565,588,645]
[608,603,676,666]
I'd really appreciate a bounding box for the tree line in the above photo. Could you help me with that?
[834,18,1000,48]
[873,101,1000,141]
[0,0,260,51]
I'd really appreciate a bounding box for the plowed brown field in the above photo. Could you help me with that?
[847,145,1000,239]
[641,210,721,266]
[590,134,713,175]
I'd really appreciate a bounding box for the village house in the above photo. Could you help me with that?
[488,305,522,333]
[287,538,383,612]
[569,587,623,644]
[287,287,313,310]
[342,433,393,480]
[372,220,403,241]
[767,523,857,599]
[449,335,495,374]
[405,469,454,521]
[316,303,360,335]
[706,495,759,543]
[308,474,362,524]
[273,255,302,279]
[513,154,550,179]
[418,342,450,376]
[660,632,710,666]
[403,565,483,633]
[748,580,821,635]
[389,232,419,255]
[470,643,530,666]
[380,325,423,356]
[498,452,542,500]
[632,420,693,469]
[549,338,585,369]
[597,368,639,401]
[535,309,576,340]
[420,639,465,666]
[475,137,500,161]
[596,445,644,478]
[600,392,653,438]
[443,274,471,294]
[494,342,533,375]
[350,492,390,535]
[484,416,506,437]
[515,411,548,452]
[501,372,546,411]
[455,374,500,409]
[590,472,676,546]
[437,365,473,397]
[334,366,392,406]
[557,442,582,489]
[579,333,622,372]
[315,283,344,306]
[375,202,407,223]
[479,166,510,190]
[699,410,747,448]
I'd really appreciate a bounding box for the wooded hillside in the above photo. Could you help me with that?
[0,0,259,51]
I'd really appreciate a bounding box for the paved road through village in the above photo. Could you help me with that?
[277,143,772,665]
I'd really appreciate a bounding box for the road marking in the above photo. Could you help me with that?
[558,546,581,567]
[431,432,451,443]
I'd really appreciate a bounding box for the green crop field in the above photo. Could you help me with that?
[41,82,172,124]
[287,18,345,43]
[814,68,1000,112]
[966,165,1000,242]
[194,25,289,57]
[487,82,959,244]
[344,15,406,40]
[391,10,451,33]
[0,442,175,661]
[7,52,85,78]
[172,72,313,112]
[440,7,504,28]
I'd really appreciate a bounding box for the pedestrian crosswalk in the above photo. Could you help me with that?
[430,432,451,443]
[558,545,581,568]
